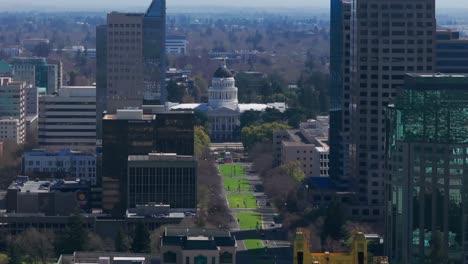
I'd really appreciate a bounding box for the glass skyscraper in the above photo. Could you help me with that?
[329,0,351,182]
[143,0,167,105]
[385,73,468,264]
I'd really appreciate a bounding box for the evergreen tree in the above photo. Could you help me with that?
[115,228,131,252]
[321,202,346,244]
[131,223,150,253]
[56,211,88,254]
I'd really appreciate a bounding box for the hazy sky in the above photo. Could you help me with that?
[4,0,467,11]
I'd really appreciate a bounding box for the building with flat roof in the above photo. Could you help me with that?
[329,0,351,184]
[38,86,96,151]
[385,73,468,264]
[348,0,436,219]
[22,149,97,185]
[436,29,468,73]
[11,57,60,94]
[102,109,194,216]
[128,153,197,210]
[166,35,188,55]
[0,77,26,144]
[5,176,91,216]
[161,228,237,264]
[96,0,166,115]
[57,252,160,264]
[273,118,330,177]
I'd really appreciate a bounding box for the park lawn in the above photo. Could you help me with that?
[219,164,245,176]
[237,211,261,230]
[244,239,264,250]
[227,193,257,209]
[223,177,250,192]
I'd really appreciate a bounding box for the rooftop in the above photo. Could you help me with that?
[104,109,155,121]
[24,149,96,157]
[162,228,236,250]
[128,153,196,162]
[8,177,90,193]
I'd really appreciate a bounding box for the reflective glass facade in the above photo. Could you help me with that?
[143,0,166,105]
[386,74,468,264]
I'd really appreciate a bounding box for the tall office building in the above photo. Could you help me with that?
[96,0,166,116]
[102,109,194,216]
[96,25,107,139]
[385,74,468,264]
[0,77,26,144]
[127,153,197,210]
[38,86,96,150]
[349,0,435,217]
[436,29,468,73]
[143,0,166,105]
[329,0,352,182]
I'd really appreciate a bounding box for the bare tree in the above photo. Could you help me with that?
[11,228,55,264]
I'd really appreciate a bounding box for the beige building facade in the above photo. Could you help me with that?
[274,118,330,177]
[106,12,144,113]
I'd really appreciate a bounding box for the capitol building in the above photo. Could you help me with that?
[169,65,286,142]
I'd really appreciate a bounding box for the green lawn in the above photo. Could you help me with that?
[227,193,257,209]
[219,164,245,176]
[223,177,250,192]
[237,212,262,230]
[244,239,264,250]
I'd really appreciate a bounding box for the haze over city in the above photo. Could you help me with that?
[3,0,466,11]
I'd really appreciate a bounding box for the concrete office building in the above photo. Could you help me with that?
[161,228,237,264]
[25,85,38,115]
[436,29,468,73]
[0,118,22,144]
[127,153,197,210]
[273,118,330,177]
[0,77,26,144]
[5,176,91,216]
[385,74,468,264]
[166,35,188,55]
[38,86,96,151]
[11,57,60,94]
[96,0,166,114]
[22,149,97,185]
[102,109,194,216]
[329,0,351,182]
[349,0,435,217]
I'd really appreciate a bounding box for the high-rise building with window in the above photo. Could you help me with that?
[0,77,26,144]
[96,0,166,116]
[102,109,194,216]
[329,0,352,183]
[385,73,468,264]
[127,153,197,210]
[436,29,468,73]
[38,86,96,151]
[11,57,60,95]
[349,0,435,218]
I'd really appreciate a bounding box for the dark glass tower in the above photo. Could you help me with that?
[329,0,351,182]
[96,25,107,139]
[143,0,167,105]
[102,110,194,217]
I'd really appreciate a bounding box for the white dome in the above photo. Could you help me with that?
[208,68,238,110]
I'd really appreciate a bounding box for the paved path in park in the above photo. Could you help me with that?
[217,162,292,264]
